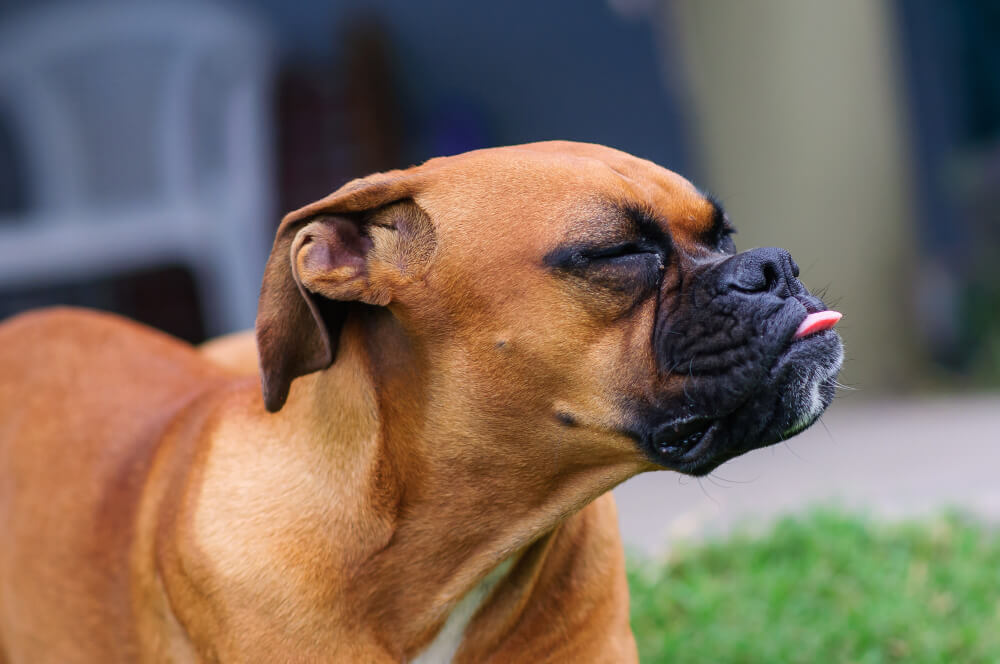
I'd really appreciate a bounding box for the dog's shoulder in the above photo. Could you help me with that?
[0,306,230,397]
[0,306,245,493]
[200,329,258,375]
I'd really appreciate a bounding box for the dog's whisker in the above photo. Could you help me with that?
[708,471,758,485]
[704,474,736,490]
[817,416,835,442]
[695,477,720,505]
[781,438,807,462]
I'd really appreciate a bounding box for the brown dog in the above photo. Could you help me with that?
[0,142,842,662]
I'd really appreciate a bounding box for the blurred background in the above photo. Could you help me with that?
[0,0,998,660]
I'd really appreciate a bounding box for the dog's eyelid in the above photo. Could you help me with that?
[585,241,657,260]
[542,240,666,278]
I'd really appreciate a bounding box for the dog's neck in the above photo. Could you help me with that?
[265,313,639,658]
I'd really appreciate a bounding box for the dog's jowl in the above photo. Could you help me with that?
[0,142,841,663]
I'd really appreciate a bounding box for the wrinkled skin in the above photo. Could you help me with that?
[639,245,843,474]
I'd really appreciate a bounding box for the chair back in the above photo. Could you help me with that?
[0,2,274,220]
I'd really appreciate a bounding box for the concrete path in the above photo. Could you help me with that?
[613,393,1000,556]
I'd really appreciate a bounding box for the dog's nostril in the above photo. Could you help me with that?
[727,247,796,295]
[762,262,780,291]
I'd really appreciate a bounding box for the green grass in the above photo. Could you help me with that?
[628,510,1000,663]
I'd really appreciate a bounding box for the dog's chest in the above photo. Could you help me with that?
[411,559,513,663]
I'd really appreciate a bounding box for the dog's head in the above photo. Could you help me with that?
[257,141,842,476]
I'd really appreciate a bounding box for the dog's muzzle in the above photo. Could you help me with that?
[638,247,844,475]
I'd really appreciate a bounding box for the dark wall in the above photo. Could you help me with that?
[249,0,694,174]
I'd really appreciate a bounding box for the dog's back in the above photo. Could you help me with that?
[0,308,229,662]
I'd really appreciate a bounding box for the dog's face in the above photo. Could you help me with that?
[257,142,842,477]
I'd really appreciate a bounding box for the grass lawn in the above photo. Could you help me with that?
[628,510,1000,663]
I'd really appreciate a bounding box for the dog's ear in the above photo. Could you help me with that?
[255,172,425,412]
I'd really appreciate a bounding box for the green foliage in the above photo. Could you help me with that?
[628,510,1000,663]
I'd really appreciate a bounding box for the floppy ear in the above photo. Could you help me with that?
[255,172,422,412]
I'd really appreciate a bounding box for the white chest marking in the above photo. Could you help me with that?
[412,559,513,664]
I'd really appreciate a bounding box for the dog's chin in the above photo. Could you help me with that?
[641,330,844,477]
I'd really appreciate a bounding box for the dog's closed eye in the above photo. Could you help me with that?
[545,241,665,311]
[584,242,660,262]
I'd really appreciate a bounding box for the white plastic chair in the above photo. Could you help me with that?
[0,2,275,334]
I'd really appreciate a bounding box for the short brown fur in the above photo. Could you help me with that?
[0,142,730,662]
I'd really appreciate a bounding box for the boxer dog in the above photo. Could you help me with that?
[0,142,842,662]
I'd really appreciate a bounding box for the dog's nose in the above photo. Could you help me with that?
[724,247,800,296]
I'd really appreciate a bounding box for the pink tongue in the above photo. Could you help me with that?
[794,310,842,339]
